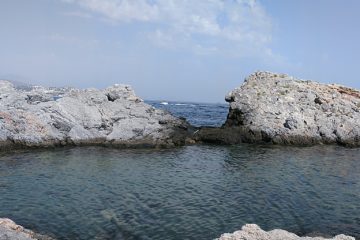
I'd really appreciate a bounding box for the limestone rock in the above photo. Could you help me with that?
[0,218,52,240]
[217,224,355,240]
[0,81,191,149]
[198,72,360,146]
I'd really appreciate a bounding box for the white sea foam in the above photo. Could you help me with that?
[174,103,196,107]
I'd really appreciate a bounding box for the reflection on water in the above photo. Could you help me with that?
[0,145,359,240]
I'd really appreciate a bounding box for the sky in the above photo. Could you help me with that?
[0,0,359,103]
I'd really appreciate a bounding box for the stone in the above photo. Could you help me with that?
[197,72,360,146]
[0,218,52,240]
[0,81,192,150]
[217,224,355,240]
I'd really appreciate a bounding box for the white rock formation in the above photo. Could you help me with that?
[0,218,52,240]
[0,81,191,149]
[198,72,360,146]
[217,224,355,240]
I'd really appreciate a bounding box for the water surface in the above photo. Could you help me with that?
[146,100,228,127]
[0,145,359,239]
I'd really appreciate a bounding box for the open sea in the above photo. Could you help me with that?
[0,101,359,240]
[145,100,228,127]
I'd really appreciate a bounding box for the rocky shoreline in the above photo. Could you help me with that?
[217,224,355,240]
[1,71,359,150]
[197,72,360,147]
[0,218,52,240]
[0,220,355,240]
[0,80,192,150]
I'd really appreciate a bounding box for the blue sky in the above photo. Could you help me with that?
[1,0,359,102]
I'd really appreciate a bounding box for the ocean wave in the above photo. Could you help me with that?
[174,103,196,107]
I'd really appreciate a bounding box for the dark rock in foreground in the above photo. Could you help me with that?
[217,224,355,240]
[197,72,360,146]
[0,81,192,149]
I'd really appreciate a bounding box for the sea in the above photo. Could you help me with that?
[0,101,359,240]
[146,100,229,127]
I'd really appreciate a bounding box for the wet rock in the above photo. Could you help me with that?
[0,80,192,150]
[197,72,360,146]
[217,224,355,240]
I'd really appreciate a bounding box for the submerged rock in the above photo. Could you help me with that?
[198,72,360,146]
[0,81,191,149]
[0,218,52,240]
[217,224,355,240]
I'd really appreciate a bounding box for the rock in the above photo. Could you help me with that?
[0,218,52,240]
[197,72,360,146]
[217,224,355,240]
[0,81,192,150]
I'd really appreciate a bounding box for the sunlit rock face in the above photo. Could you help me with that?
[0,81,191,149]
[197,71,360,146]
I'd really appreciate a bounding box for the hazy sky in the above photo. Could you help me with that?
[1,0,359,102]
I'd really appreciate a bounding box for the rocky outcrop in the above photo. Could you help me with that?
[3,72,359,148]
[0,218,52,240]
[217,224,355,240]
[197,72,360,146]
[0,81,192,149]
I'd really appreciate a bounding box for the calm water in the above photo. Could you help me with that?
[0,145,359,239]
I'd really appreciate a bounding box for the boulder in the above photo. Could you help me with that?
[217,224,355,240]
[0,81,191,149]
[0,218,52,240]
[197,72,360,146]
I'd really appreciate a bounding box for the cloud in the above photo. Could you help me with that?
[62,0,274,58]
[62,0,159,22]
